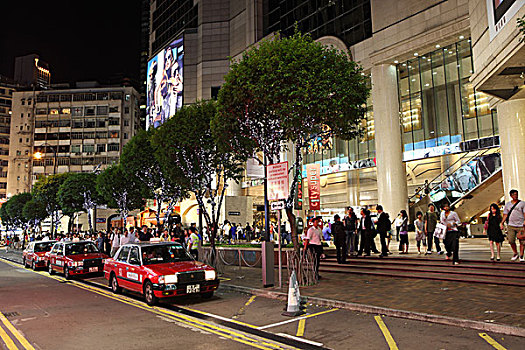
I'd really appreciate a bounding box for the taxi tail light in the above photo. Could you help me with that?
[205,270,216,281]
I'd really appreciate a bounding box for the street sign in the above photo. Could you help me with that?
[267,161,289,200]
[271,200,286,211]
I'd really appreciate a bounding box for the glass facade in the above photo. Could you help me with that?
[264,0,372,48]
[397,38,498,161]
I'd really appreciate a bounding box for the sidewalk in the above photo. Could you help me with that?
[220,261,525,331]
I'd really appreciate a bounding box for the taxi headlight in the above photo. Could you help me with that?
[164,274,178,284]
[158,276,165,284]
[205,270,216,281]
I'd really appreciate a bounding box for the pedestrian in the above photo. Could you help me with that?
[245,223,253,241]
[186,227,200,260]
[110,229,121,257]
[500,189,525,262]
[322,222,332,241]
[120,229,131,246]
[357,208,374,256]
[394,213,403,243]
[424,203,442,255]
[305,216,323,279]
[441,203,461,265]
[332,214,346,264]
[484,203,504,261]
[399,210,409,254]
[343,207,358,257]
[414,211,425,255]
[138,225,152,242]
[375,205,391,257]
[96,232,104,252]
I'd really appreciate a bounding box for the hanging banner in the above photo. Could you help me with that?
[306,163,321,210]
[294,168,303,210]
[267,161,289,200]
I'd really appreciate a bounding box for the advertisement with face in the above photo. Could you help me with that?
[147,37,184,129]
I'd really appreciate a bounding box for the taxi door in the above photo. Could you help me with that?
[25,243,34,264]
[55,243,66,273]
[48,243,60,272]
[114,246,132,289]
[125,246,143,292]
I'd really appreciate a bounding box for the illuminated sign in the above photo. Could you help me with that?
[487,0,524,40]
[147,37,184,129]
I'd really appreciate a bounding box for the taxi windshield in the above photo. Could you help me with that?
[34,242,55,252]
[65,242,99,255]
[141,244,192,265]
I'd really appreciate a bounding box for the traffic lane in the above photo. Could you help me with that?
[273,307,525,350]
[0,261,247,350]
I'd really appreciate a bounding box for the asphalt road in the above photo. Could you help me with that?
[1,255,524,350]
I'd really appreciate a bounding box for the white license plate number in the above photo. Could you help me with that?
[89,267,98,273]
[186,284,200,294]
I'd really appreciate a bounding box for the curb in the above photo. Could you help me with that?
[221,283,525,338]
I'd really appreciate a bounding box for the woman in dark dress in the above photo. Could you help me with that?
[484,203,504,261]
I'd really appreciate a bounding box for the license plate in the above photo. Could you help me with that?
[186,284,200,294]
[89,267,98,273]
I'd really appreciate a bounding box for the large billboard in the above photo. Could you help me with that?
[147,37,184,129]
[487,0,524,40]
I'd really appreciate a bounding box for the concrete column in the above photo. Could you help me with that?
[497,99,525,201]
[371,64,408,216]
[227,178,242,197]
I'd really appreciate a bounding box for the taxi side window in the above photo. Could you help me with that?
[28,243,34,252]
[117,246,130,262]
[128,247,140,265]
[51,244,59,254]
[56,244,64,255]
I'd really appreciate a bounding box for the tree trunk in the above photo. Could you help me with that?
[286,208,300,254]
[87,209,93,233]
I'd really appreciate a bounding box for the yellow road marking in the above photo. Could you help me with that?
[479,333,507,350]
[296,319,306,337]
[0,313,34,350]
[233,295,257,319]
[0,324,18,350]
[0,258,290,350]
[374,316,399,350]
[304,308,337,319]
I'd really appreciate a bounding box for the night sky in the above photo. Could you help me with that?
[0,0,142,84]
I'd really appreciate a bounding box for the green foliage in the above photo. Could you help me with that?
[4,193,33,229]
[96,164,144,217]
[214,30,370,159]
[22,198,47,227]
[57,172,101,216]
[32,173,72,215]
[0,204,12,229]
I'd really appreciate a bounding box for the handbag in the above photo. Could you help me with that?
[434,223,447,240]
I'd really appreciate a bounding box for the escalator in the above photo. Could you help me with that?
[409,148,503,222]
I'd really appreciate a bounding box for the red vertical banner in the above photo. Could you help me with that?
[306,164,321,210]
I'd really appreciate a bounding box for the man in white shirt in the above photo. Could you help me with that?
[305,217,323,279]
[501,189,525,261]
[119,229,131,246]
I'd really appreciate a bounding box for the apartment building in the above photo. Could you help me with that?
[7,84,140,196]
[0,76,16,199]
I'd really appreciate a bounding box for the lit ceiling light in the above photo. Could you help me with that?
[459,35,465,39]
[394,60,399,64]
[411,79,416,82]
[402,63,407,66]
[414,53,419,56]
[425,83,430,87]
[435,44,440,48]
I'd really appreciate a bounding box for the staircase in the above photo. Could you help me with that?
[319,256,525,287]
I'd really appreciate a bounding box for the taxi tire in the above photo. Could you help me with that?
[144,281,158,306]
[23,258,28,268]
[48,263,55,275]
[64,267,71,280]
[110,273,122,294]
[201,291,214,299]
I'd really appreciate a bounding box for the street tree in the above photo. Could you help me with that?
[0,202,13,234]
[22,198,48,233]
[214,31,369,252]
[57,172,101,233]
[152,100,244,263]
[120,128,186,230]
[96,164,144,227]
[32,173,72,237]
[6,193,33,230]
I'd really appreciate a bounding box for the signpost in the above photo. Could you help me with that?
[271,199,286,289]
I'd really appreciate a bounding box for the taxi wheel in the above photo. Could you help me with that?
[23,258,27,268]
[64,267,71,280]
[110,273,122,294]
[144,281,157,306]
[32,260,36,271]
[48,263,55,275]
[201,291,214,299]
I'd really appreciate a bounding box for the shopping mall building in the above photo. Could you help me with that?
[147,0,525,228]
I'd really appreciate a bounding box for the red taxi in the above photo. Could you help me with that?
[23,241,56,270]
[104,242,219,305]
[46,241,109,279]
